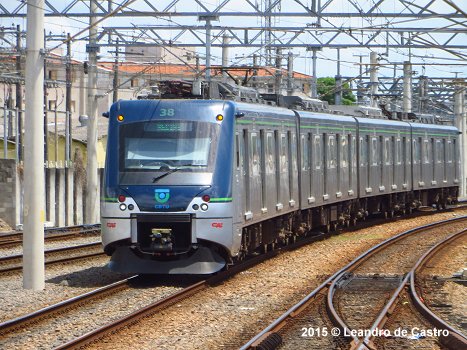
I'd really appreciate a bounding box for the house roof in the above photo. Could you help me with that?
[98,62,312,80]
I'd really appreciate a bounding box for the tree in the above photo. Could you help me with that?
[317,77,356,105]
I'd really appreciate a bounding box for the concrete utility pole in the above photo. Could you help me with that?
[335,48,342,105]
[23,0,45,290]
[403,61,412,115]
[311,48,318,98]
[222,34,230,83]
[454,83,466,198]
[113,38,119,103]
[287,51,294,96]
[16,25,23,161]
[370,51,379,107]
[274,48,282,94]
[199,15,218,98]
[86,0,100,224]
[418,75,428,114]
[65,33,72,164]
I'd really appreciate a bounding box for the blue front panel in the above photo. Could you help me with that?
[103,99,236,211]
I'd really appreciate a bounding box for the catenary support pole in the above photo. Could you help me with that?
[454,83,466,199]
[23,0,45,290]
[403,61,412,115]
[335,48,342,105]
[16,25,23,161]
[311,48,318,98]
[86,0,100,224]
[370,51,379,107]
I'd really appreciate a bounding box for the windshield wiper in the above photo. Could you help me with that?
[152,164,194,183]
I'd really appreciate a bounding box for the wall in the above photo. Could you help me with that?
[0,160,103,228]
[0,159,17,228]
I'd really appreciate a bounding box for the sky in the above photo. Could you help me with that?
[1,0,466,83]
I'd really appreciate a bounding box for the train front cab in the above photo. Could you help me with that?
[101,99,238,274]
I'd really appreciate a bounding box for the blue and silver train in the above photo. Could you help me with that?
[101,99,459,274]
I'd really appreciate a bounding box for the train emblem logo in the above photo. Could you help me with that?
[155,189,170,204]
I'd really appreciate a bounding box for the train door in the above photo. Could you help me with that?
[249,131,263,217]
[300,133,311,206]
[370,136,379,193]
[350,135,357,195]
[422,138,431,187]
[339,134,349,198]
[233,131,244,224]
[440,139,448,184]
[394,137,402,190]
[289,132,298,206]
[277,132,290,210]
[324,134,337,201]
[263,131,276,213]
[312,134,323,205]
[404,136,411,189]
[446,140,453,183]
[358,135,368,196]
[453,138,459,183]
[243,129,252,219]
[433,138,443,186]
[413,137,421,189]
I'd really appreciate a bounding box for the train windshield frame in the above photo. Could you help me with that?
[118,120,219,184]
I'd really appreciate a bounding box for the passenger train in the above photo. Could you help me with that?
[101,99,459,274]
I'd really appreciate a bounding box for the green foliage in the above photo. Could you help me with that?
[317,77,356,105]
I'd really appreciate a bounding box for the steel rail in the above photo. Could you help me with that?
[53,230,335,350]
[240,216,467,349]
[355,229,467,350]
[0,243,105,274]
[0,276,138,335]
[0,225,101,248]
[409,231,467,350]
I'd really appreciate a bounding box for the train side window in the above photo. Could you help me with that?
[447,140,452,163]
[396,138,402,165]
[359,137,366,167]
[341,135,348,168]
[280,133,288,170]
[236,132,241,169]
[266,132,275,175]
[301,134,309,170]
[436,140,442,164]
[328,135,336,169]
[384,137,391,165]
[413,138,420,165]
[371,137,378,166]
[250,132,260,177]
[314,135,321,170]
[423,139,430,164]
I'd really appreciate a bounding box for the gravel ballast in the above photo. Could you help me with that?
[0,210,465,350]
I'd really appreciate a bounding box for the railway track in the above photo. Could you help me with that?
[241,216,467,350]
[0,224,100,249]
[1,211,466,349]
[0,242,104,275]
[44,231,333,349]
[0,276,137,337]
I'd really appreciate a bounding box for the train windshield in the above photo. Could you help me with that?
[119,121,219,178]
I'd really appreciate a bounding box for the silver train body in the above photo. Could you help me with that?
[101,99,459,274]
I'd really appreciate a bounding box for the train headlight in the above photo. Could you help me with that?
[192,204,199,211]
[200,203,208,211]
[216,114,223,122]
[128,204,134,210]
[119,203,127,211]
[117,115,124,122]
